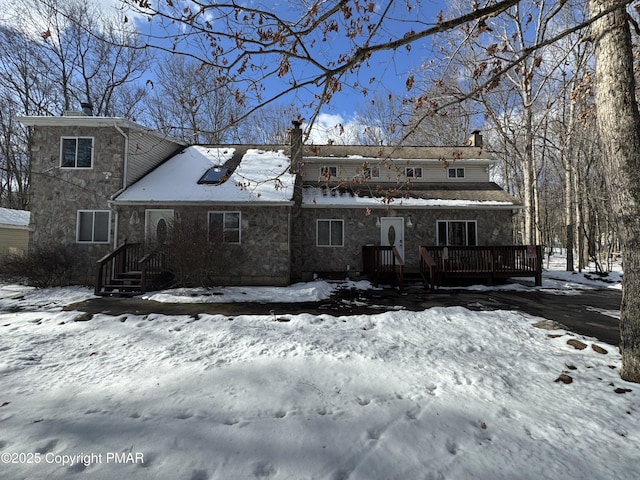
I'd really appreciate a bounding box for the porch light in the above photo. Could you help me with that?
[406,216,413,228]
[375,216,381,227]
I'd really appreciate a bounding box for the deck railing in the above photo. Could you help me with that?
[420,245,543,287]
[95,242,170,295]
[362,245,405,289]
[95,243,143,295]
[418,246,437,291]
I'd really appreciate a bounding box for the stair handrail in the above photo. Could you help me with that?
[95,242,142,295]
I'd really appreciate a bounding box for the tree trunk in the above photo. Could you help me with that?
[590,0,640,382]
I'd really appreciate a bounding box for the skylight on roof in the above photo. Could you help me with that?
[198,166,231,185]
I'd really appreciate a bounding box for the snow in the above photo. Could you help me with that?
[0,207,30,227]
[1,255,637,480]
[302,187,515,208]
[115,146,295,204]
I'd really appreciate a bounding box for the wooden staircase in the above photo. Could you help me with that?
[95,243,173,296]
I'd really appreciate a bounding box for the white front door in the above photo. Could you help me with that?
[380,217,405,262]
[145,209,174,245]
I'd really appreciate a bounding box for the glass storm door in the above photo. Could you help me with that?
[380,217,405,262]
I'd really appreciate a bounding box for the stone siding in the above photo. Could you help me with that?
[28,125,126,282]
[292,207,514,280]
[115,204,291,286]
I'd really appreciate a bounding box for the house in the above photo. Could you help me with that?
[18,112,536,293]
[0,208,30,257]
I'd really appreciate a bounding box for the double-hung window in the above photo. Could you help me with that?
[77,210,110,243]
[320,165,338,179]
[209,211,241,244]
[61,137,93,168]
[405,167,423,178]
[437,220,477,246]
[448,167,465,178]
[317,219,344,247]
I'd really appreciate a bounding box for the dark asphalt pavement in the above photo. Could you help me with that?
[66,284,622,346]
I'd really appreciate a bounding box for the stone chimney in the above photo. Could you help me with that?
[469,130,483,147]
[290,120,303,174]
[290,120,304,207]
[81,102,94,116]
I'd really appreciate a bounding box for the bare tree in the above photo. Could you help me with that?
[589,0,640,382]
[145,55,238,143]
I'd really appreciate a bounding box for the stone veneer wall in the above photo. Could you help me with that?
[115,204,292,286]
[292,207,515,280]
[28,125,126,283]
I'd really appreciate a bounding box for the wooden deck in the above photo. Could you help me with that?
[419,245,543,289]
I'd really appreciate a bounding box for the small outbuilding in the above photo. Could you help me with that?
[0,208,30,257]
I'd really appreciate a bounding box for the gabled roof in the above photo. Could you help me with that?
[0,208,30,228]
[113,146,295,205]
[303,183,521,209]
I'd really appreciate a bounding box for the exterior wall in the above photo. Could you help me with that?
[125,130,184,186]
[115,204,291,286]
[0,227,29,256]
[300,159,491,184]
[28,125,125,281]
[293,207,515,280]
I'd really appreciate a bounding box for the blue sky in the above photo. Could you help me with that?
[126,0,452,124]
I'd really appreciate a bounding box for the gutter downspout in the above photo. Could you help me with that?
[112,122,129,249]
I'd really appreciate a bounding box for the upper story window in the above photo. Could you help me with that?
[448,167,465,178]
[363,166,380,179]
[405,167,423,178]
[61,137,93,168]
[320,165,338,180]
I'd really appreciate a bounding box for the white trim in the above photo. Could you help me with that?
[76,210,111,244]
[208,211,242,244]
[145,209,174,244]
[436,220,478,246]
[316,218,344,247]
[60,136,94,169]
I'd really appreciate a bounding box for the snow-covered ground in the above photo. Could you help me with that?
[0,254,637,480]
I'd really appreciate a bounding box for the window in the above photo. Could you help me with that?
[61,137,93,168]
[448,167,465,178]
[77,210,110,243]
[199,166,231,184]
[317,219,344,247]
[405,167,423,178]
[437,220,477,246]
[320,166,338,179]
[363,166,380,179]
[208,211,241,244]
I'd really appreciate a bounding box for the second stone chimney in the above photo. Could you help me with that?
[469,130,483,147]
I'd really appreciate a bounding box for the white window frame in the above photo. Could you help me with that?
[320,165,338,179]
[76,210,110,243]
[208,211,241,244]
[60,136,94,169]
[448,167,465,178]
[316,219,344,247]
[405,166,423,178]
[363,165,380,179]
[436,220,477,246]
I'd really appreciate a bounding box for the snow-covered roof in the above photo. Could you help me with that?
[114,146,295,205]
[0,208,30,228]
[302,184,521,209]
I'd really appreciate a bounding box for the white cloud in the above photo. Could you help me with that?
[305,112,366,145]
